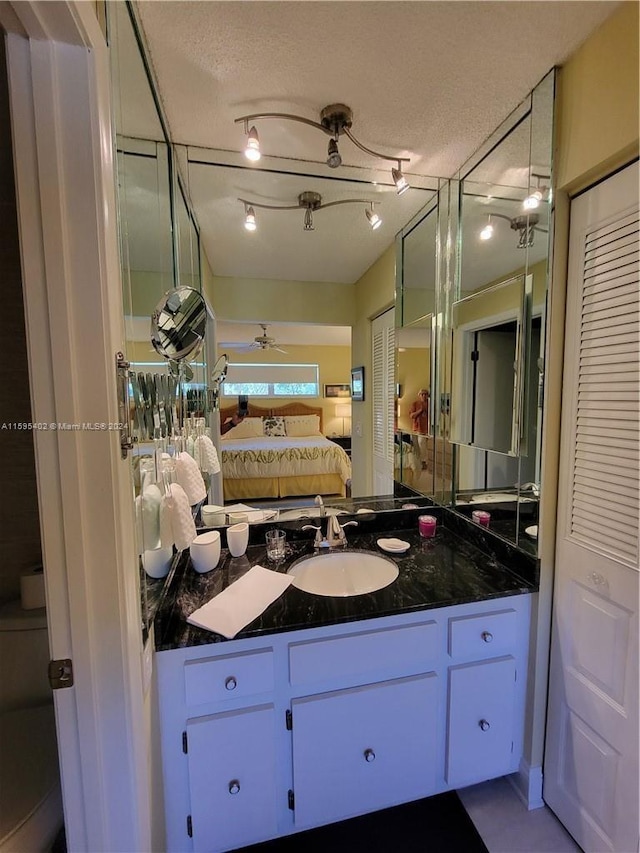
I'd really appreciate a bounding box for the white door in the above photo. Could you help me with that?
[372,309,395,494]
[4,5,151,851]
[544,161,639,853]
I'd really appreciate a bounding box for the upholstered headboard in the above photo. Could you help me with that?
[219,401,324,432]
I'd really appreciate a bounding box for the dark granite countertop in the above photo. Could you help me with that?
[153,506,537,652]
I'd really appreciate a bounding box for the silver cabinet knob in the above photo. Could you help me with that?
[481,631,493,643]
[479,719,491,731]
[225,676,237,691]
[228,780,240,795]
[364,748,376,762]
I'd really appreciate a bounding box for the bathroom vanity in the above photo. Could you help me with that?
[154,510,536,852]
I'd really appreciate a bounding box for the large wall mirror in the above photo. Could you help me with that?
[449,70,554,554]
[109,1,210,638]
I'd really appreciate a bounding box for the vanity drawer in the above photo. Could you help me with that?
[289,621,438,686]
[448,608,518,660]
[184,648,274,707]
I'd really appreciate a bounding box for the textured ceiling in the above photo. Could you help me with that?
[136,1,616,177]
[122,0,617,324]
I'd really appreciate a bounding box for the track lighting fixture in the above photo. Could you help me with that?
[522,173,549,210]
[238,191,382,233]
[326,137,342,169]
[243,124,261,162]
[366,203,382,230]
[479,216,494,241]
[243,204,257,231]
[478,212,548,248]
[236,103,410,191]
[392,163,409,196]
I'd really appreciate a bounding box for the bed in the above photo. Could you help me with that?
[218,402,351,502]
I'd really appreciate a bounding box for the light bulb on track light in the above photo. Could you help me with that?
[366,204,382,230]
[392,164,409,195]
[326,138,342,168]
[244,206,257,231]
[244,125,261,162]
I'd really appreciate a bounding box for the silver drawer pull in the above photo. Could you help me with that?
[481,631,493,643]
[479,719,491,732]
[225,676,237,691]
[228,780,240,795]
[364,748,376,762]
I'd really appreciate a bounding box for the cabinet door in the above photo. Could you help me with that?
[186,704,277,853]
[447,656,516,787]
[291,673,438,829]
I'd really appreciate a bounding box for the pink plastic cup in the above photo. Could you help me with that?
[418,515,437,538]
[472,510,491,528]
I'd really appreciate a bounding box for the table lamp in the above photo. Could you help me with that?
[335,403,351,436]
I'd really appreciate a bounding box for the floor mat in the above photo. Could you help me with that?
[232,791,489,852]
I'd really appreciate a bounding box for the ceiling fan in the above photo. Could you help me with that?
[226,324,288,354]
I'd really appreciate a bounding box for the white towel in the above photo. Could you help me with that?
[187,565,293,638]
[172,482,197,550]
[175,452,207,505]
[194,434,220,475]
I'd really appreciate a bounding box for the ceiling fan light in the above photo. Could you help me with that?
[326,138,342,169]
[244,126,261,162]
[366,206,382,230]
[392,166,409,195]
[244,206,257,231]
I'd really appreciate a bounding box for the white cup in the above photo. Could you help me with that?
[142,546,174,579]
[190,531,221,574]
[228,512,249,525]
[226,522,249,557]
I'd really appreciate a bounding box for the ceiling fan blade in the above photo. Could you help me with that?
[225,342,256,351]
[272,345,288,354]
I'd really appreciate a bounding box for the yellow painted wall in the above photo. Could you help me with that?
[206,275,355,326]
[555,1,639,193]
[217,344,352,436]
[352,244,396,495]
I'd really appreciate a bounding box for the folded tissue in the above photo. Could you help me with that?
[187,565,293,639]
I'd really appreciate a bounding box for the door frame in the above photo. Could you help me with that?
[3,3,150,850]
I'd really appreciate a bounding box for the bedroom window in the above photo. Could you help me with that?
[222,363,319,398]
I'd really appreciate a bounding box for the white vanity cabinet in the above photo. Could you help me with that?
[156,593,531,853]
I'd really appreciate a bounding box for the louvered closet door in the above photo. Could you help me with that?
[372,309,395,494]
[544,161,639,853]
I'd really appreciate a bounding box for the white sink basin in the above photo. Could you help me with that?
[287,550,399,597]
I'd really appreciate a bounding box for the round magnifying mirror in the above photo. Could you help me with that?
[151,286,207,361]
[211,353,228,385]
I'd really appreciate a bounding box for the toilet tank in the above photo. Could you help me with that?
[0,602,52,713]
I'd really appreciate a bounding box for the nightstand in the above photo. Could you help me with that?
[328,435,351,457]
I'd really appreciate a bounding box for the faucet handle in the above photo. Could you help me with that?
[302,524,323,548]
[327,518,358,546]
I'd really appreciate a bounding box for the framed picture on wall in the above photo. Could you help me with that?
[351,366,365,402]
[324,383,351,398]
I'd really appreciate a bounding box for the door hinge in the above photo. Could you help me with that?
[182,731,188,754]
[286,709,293,730]
[186,815,193,838]
[288,789,295,810]
[48,658,73,690]
[471,349,479,362]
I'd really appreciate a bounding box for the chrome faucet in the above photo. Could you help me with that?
[302,496,358,548]
[326,515,358,547]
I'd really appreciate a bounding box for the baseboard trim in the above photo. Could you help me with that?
[508,760,544,810]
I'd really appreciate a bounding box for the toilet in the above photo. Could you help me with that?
[0,602,63,852]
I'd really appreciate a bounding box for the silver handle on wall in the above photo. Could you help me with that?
[225,676,237,691]
[364,748,376,762]
[228,780,240,795]
[479,719,490,731]
[481,631,493,643]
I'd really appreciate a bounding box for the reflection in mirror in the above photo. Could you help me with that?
[448,70,555,555]
[395,318,434,493]
[151,286,207,361]
[451,274,531,457]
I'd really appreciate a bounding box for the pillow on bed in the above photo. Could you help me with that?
[284,414,321,436]
[221,417,263,440]
[263,416,286,437]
